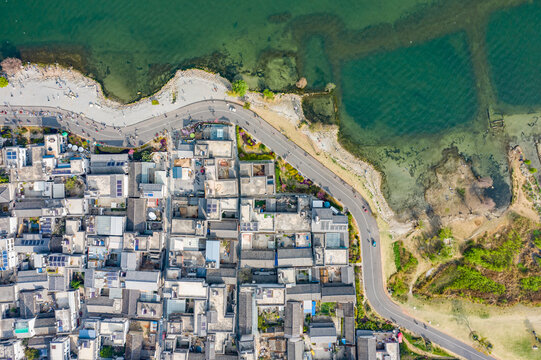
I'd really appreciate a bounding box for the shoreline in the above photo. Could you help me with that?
[1,62,406,235]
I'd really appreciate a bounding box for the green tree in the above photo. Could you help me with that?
[141,150,153,162]
[70,280,81,289]
[262,88,275,100]
[25,348,40,360]
[438,227,453,240]
[0,77,8,88]
[100,345,114,358]
[231,80,248,97]
[65,177,77,191]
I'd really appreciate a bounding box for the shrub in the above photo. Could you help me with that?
[524,159,532,165]
[263,88,275,100]
[534,236,541,249]
[393,242,402,271]
[151,99,159,105]
[231,80,248,97]
[65,177,77,191]
[100,345,114,358]
[243,102,251,109]
[530,167,538,174]
[448,266,505,295]
[393,241,418,273]
[438,227,453,240]
[25,348,40,360]
[463,231,522,271]
[0,76,8,88]
[389,275,409,296]
[520,276,541,291]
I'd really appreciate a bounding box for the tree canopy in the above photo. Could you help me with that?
[0,77,8,88]
[231,80,248,97]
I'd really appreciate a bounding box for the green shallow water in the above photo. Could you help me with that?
[1,0,540,216]
[486,2,541,107]
[0,0,432,101]
[340,32,477,141]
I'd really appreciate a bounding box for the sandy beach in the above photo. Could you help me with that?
[0,64,232,127]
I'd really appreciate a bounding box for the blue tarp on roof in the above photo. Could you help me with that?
[205,240,220,269]
[173,167,183,179]
[79,329,97,339]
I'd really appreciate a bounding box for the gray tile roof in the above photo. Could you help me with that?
[284,301,303,338]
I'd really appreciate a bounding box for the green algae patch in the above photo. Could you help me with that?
[302,93,338,125]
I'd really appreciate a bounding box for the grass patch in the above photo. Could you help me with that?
[403,332,454,358]
[348,212,361,263]
[318,302,336,316]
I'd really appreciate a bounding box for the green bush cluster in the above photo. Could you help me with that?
[348,212,360,263]
[533,230,541,249]
[448,266,505,295]
[0,76,8,88]
[263,88,275,100]
[100,345,113,358]
[230,80,248,97]
[463,232,522,271]
[25,348,39,360]
[392,241,418,273]
[520,276,541,291]
[389,241,418,301]
[65,177,77,191]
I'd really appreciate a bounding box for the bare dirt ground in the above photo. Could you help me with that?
[402,297,541,360]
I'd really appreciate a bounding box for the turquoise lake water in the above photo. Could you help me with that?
[1,0,540,215]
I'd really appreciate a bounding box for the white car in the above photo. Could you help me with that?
[228,105,236,112]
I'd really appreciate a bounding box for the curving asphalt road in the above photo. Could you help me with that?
[0,101,495,360]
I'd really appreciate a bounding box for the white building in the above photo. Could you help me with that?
[3,147,27,168]
[0,339,24,360]
[49,336,70,360]
[0,238,18,271]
